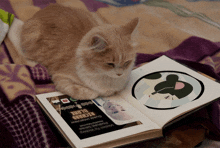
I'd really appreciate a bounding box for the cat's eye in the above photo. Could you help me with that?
[92,36,100,46]
[124,60,132,67]
[107,63,115,68]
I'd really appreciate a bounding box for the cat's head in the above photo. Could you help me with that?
[76,18,139,78]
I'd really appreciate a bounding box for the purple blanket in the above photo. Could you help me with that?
[1,36,220,147]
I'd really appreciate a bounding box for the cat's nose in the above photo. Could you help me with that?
[117,73,122,76]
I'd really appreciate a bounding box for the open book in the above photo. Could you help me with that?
[36,55,220,148]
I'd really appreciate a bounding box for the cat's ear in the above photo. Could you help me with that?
[90,35,107,51]
[121,17,139,35]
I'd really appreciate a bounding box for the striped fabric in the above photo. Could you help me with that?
[0,9,13,44]
[0,0,16,17]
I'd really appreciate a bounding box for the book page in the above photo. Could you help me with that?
[36,92,160,148]
[120,55,220,127]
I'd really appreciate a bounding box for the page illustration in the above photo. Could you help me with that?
[46,95,142,139]
[132,71,204,110]
[93,97,137,125]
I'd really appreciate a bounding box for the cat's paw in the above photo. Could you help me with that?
[99,90,118,97]
[75,87,99,100]
[61,84,99,100]
[52,76,99,100]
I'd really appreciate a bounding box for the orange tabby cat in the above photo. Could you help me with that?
[21,4,139,100]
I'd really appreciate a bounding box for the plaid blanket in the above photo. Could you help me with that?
[1,0,220,147]
[0,9,58,148]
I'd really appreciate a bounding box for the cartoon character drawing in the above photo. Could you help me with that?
[132,71,204,109]
[150,74,193,100]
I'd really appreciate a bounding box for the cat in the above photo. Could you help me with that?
[21,3,139,100]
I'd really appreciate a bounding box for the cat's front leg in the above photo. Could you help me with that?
[52,75,99,100]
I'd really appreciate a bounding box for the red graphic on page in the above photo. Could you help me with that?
[61,98,70,104]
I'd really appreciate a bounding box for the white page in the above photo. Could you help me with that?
[120,55,220,127]
[36,92,160,148]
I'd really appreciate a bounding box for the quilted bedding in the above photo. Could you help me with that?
[1,0,220,147]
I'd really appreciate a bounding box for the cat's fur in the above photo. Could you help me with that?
[21,4,139,100]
